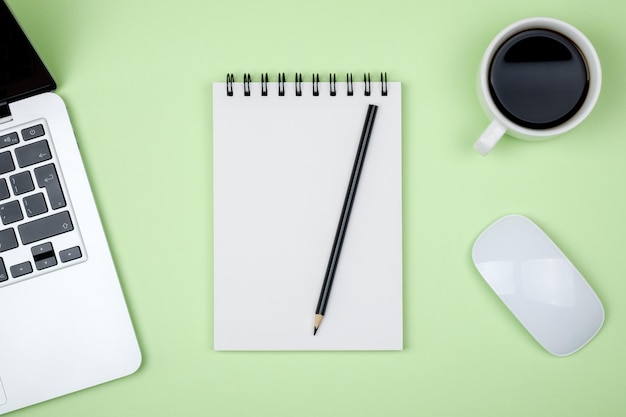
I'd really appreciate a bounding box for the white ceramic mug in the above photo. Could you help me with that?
[474,17,602,155]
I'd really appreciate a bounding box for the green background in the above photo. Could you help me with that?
[7,0,626,415]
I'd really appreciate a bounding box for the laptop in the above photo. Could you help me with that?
[0,2,141,414]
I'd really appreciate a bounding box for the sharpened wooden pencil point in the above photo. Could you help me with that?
[314,314,323,335]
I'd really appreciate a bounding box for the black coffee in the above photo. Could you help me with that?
[489,29,589,129]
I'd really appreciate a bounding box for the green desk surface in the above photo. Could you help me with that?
[5,0,626,416]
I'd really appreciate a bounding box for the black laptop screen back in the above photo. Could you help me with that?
[0,1,55,104]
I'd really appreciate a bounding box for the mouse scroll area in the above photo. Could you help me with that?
[472,214,604,356]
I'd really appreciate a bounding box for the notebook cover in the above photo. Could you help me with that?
[213,79,403,350]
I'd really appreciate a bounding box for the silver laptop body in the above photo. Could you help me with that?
[0,2,141,414]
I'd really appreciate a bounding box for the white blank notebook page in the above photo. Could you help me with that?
[213,79,402,350]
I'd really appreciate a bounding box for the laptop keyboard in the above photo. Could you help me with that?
[0,119,85,287]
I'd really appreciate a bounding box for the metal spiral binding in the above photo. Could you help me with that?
[225,73,388,96]
[381,72,388,96]
[226,73,234,96]
[278,73,286,96]
[243,74,251,96]
[329,73,336,96]
[261,73,268,96]
[312,73,319,96]
[295,73,302,96]
[347,73,353,96]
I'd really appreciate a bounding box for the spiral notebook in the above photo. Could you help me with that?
[213,73,402,350]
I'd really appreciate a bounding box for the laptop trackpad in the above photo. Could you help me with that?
[0,377,6,405]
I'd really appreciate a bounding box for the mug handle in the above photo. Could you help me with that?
[474,120,506,155]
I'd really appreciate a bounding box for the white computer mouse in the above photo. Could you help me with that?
[472,214,604,356]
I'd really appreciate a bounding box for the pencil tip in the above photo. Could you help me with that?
[313,314,323,335]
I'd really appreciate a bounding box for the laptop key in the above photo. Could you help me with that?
[0,200,23,225]
[18,210,73,245]
[10,261,32,278]
[0,179,9,200]
[34,164,66,209]
[0,132,18,148]
[23,192,48,217]
[10,171,34,195]
[0,229,18,253]
[31,242,53,257]
[0,151,15,174]
[14,140,51,168]
[59,246,82,263]
[0,258,7,282]
[21,124,45,141]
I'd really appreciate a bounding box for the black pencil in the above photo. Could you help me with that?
[314,104,378,335]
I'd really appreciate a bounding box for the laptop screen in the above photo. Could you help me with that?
[0,1,56,105]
